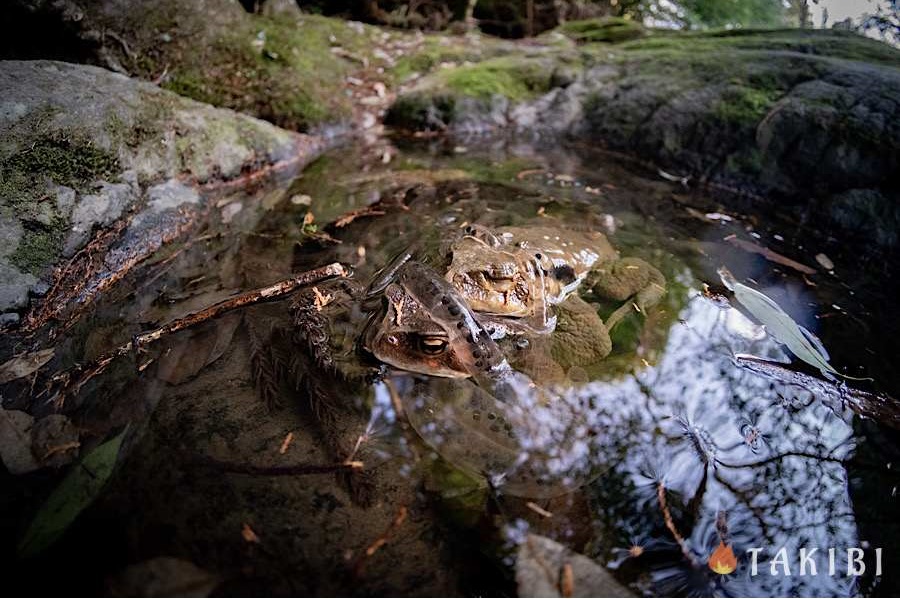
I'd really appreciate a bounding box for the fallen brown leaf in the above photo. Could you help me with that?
[0,348,55,384]
[241,523,260,544]
[312,287,333,311]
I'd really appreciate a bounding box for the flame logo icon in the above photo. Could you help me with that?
[708,541,738,575]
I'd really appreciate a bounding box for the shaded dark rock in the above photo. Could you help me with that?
[0,60,322,318]
[826,188,900,248]
[388,29,900,246]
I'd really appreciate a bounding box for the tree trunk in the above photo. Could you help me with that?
[525,0,534,37]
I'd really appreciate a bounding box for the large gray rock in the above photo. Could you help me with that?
[0,60,322,315]
[388,29,900,246]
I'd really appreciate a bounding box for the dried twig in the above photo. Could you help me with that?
[278,432,294,455]
[353,506,408,577]
[724,234,816,275]
[333,205,387,228]
[559,563,574,597]
[192,454,363,476]
[47,263,349,407]
[656,482,698,567]
[526,501,553,518]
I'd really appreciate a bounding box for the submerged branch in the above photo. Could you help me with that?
[735,354,900,430]
[353,505,408,577]
[47,263,350,407]
[191,454,364,476]
[656,482,699,568]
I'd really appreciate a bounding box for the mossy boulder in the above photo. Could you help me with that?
[387,54,570,132]
[0,60,320,314]
[557,17,645,44]
[4,0,387,132]
[388,28,900,246]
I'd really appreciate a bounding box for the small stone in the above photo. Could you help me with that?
[815,253,834,270]
[0,312,20,326]
[29,282,50,297]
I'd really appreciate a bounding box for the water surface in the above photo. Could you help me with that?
[5,139,899,597]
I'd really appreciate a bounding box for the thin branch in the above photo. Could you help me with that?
[657,482,699,568]
[353,506,408,577]
[47,263,349,407]
[191,454,363,476]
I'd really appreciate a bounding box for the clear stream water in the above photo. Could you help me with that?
[5,138,899,596]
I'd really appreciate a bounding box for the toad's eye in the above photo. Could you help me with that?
[418,336,448,355]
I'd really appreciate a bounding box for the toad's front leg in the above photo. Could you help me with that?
[588,257,666,330]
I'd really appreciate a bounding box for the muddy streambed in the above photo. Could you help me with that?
[2,139,899,597]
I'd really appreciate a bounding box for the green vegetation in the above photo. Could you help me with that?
[557,17,645,44]
[2,136,118,193]
[125,14,383,131]
[714,86,781,125]
[160,14,366,130]
[679,0,784,28]
[439,56,554,100]
[8,214,68,275]
[388,56,556,130]
[619,27,900,66]
[391,35,512,83]
[1,131,120,274]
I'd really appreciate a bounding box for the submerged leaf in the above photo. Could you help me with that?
[0,348,55,384]
[17,428,128,558]
[717,267,870,381]
[156,313,241,384]
[517,534,633,597]
[108,557,220,597]
[0,409,39,474]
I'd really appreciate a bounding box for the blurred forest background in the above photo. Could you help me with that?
[272,0,899,42]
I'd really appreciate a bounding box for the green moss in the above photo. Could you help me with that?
[558,17,645,44]
[0,131,119,274]
[725,147,764,174]
[390,33,515,83]
[391,38,473,82]
[3,136,118,193]
[385,92,457,130]
[439,56,553,101]
[619,28,900,66]
[152,14,380,130]
[714,86,781,125]
[9,215,67,275]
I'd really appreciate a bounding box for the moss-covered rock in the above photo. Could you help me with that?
[388,28,900,246]
[0,60,321,313]
[440,56,556,100]
[4,0,390,132]
[387,53,571,131]
[557,17,644,44]
[391,32,518,83]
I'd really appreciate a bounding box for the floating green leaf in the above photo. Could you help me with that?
[718,267,870,381]
[17,427,128,558]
